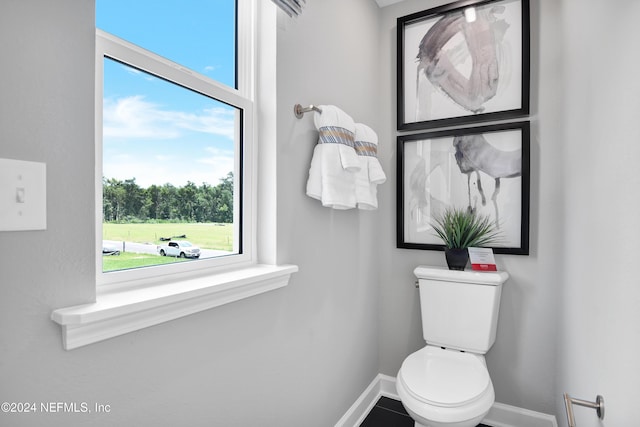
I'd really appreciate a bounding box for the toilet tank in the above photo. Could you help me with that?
[414,266,509,354]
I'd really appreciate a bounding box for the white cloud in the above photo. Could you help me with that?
[168,107,236,140]
[199,146,235,164]
[103,156,234,188]
[197,146,235,180]
[102,96,236,187]
[124,67,157,82]
[103,96,235,141]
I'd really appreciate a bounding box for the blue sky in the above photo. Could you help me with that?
[97,0,237,188]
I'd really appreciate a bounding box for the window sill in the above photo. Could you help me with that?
[51,264,298,350]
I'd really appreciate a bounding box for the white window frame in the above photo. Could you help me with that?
[95,29,254,287]
[51,0,297,350]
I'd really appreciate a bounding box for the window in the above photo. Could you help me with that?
[96,0,254,284]
[52,0,295,350]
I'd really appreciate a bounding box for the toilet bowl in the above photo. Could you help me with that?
[397,266,509,427]
[397,346,494,427]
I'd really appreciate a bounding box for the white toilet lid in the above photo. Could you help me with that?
[399,346,490,407]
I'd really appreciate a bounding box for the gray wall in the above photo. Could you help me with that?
[558,0,640,425]
[0,0,380,426]
[377,1,640,423]
[2,0,638,426]
[376,0,563,416]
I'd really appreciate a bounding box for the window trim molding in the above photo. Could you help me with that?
[51,0,296,350]
[52,264,297,350]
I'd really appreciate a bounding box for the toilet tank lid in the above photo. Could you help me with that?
[414,266,508,286]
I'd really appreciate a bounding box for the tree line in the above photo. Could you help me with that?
[103,172,234,223]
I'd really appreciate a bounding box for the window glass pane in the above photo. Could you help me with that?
[102,58,240,273]
[96,0,237,88]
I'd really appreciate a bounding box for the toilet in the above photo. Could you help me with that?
[396,266,509,427]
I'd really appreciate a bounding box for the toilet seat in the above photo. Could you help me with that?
[399,346,491,407]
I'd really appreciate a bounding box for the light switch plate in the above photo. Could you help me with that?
[0,158,46,231]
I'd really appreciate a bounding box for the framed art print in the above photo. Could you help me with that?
[396,121,530,255]
[397,0,530,131]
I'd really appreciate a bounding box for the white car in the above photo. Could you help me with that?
[158,240,201,258]
[102,242,121,256]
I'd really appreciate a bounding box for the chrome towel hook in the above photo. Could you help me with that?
[563,393,604,427]
[294,104,322,119]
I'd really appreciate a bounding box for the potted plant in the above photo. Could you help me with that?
[431,207,501,270]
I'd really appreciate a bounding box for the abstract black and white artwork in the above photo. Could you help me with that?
[397,0,530,130]
[396,122,530,254]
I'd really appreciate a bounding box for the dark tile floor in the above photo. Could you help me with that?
[359,397,490,427]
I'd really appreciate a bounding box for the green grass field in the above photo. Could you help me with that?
[102,222,233,272]
[103,222,233,250]
[102,251,190,271]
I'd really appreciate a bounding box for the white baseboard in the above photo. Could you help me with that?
[334,374,398,427]
[483,402,558,427]
[335,374,558,427]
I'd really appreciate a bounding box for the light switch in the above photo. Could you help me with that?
[16,187,25,203]
[0,158,46,231]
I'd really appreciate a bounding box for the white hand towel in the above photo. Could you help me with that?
[354,123,386,210]
[306,105,360,209]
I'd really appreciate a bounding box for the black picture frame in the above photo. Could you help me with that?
[397,0,530,131]
[396,121,530,255]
